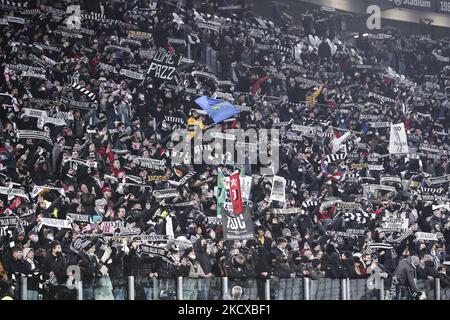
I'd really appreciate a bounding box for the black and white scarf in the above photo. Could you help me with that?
[323,152,347,165]
[342,212,376,224]
[364,242,394,254]
[368,92,395,104]
[416,186,445,195]
[346,172,361,183]
[81,12,122,25]
[0,0,28,9]
[16,130,52,145]
[302,200,318,209]
[66,76,96,102]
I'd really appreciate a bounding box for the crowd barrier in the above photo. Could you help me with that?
[15,276,450,300]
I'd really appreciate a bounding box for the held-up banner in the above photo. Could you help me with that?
[383,217,409,231]
[229,171,243,215]
[0,186,29,201]
[0,217,19,227]
[389,123,409,154]
[153,189,180,199]
[139,244,175,264]
[207,217,223,225]
[270,176,286,202]
[67,213,91,223]
[240,176,252,202]
[147,47,181,83]
[415,232,438,241]
[272,208,304,214]
[99,221,125,234]
[222,205,254,240]
[426,174,450,186]
[40,218,72,229]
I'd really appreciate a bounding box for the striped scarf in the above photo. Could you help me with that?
[17,130,53,145]
[323,152,347,166]
[323,128,334,139]
[21,8,40,15]
[368,92,396,104]
[346,172,361,183]
[297,159,313,173]
[274,44,294,57]
[66,76,96,102]
[342,212,376,224]
[0,0,28,8]
[364,242,394,254]
[391,229,414,244]
[302,200,318,209]
[81,12,123,25]
[416,187,445,195]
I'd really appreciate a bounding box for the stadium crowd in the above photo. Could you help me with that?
[0,0,450,300]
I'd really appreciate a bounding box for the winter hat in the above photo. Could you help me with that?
[23,248,33,259]
[312,259,321,268]
[343,251,353,259]
[95,198,107,207]
[411,255,420,267]
[28,230,38,237]
[11,246,22,254]
[235,254,245,264]
[83,238,98,251]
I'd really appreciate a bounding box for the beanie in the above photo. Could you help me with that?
[312,259,321,268]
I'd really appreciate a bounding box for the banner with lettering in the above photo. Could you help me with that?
[270,176,286,202]
[222,205,254,240]
[147,47,181,84]
[229,171,243,215]
[139,244,175,264]
[389,122,409,154]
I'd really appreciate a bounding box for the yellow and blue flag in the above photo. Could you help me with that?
[194,96,240,124]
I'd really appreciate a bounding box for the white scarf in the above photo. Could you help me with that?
[27,258,36,271]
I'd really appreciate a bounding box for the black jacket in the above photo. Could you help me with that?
[342,258,358,279]
[156,260,187,278]
[2,254,29,275]
[123,249,158,286]
[194,241,212,275]
[41,252,68,284]
[255,253,275,280]
[77,251,101,287]
[327,252,347,279]
[226,256,256,279]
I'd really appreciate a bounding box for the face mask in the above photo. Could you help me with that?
[189,255,196,260]
[30,236,38,243]
[47,235,54,241]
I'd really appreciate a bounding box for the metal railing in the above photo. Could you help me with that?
[15,276,450,300]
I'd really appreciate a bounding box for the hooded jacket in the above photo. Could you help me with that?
[393,256,419,292]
